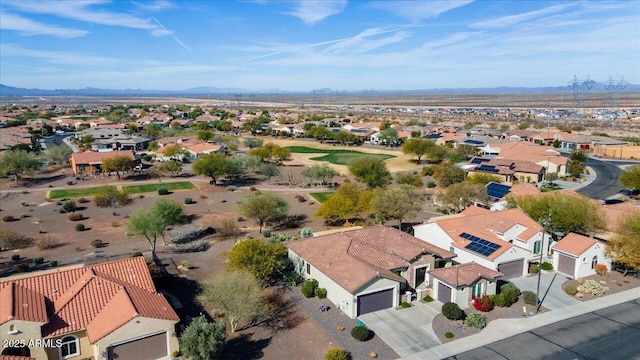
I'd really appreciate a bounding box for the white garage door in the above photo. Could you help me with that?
[498,259,524,279]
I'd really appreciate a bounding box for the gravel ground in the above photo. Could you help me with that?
[431,298,544,343]
[286,286,399,360]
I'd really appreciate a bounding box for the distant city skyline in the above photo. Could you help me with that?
[1,0,638,91]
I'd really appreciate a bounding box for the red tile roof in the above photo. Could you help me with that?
[70,150,135,165]
[552,233,599,256]
[429,262,503,287]
[0,257,178,342]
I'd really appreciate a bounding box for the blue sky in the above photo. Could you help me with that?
[1,0,638,91]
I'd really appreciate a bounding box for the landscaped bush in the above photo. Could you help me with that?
[33,257,44,265]
[15,263,29,273]
[400,301,412,308]
[62,200,77,213]
[315,287,327,299]
[300,227,313,238]
[423,295,434,302]
[425,180,436,188]
[499,281,521,296]
[130,251,143,258]
[522,291,538,305]
[465,312,486,329]
[444,332,454,339]
[11,254,20,261]
[50,260,58,267]
[2,215,15,222]
[529,264,539,274]
[473,295,494,312]
[157,187,169,195]
[1,231,34,250]
[595,264,608,277]
[422,166,435,176]
[74,224,85,232]
[184,197,193,204]
[565,285,578,295]
[350,325,370,341]
[493,287,518,307]
[301,279,319,298]
[324,348,349,360]
[442,302,464,320]
[91,239,103,248]
[284,272,303,286]
[582,279,606,296]
[94,187,131,207]
[78,197,90,203]
[36,236,59,250]
[262,229,271,238]
[143,154,153,162]
[540,262,553,271]
[68,213,83,221]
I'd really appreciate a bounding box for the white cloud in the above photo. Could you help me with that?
[131,0,175,12]
[287,0,347,24]
[370,0,473,22]
[471,3,575,29]
[0,43,118,67]
[0,12,88,38]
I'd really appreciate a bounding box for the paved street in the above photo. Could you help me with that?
[359,300,442,357]
[447,299,640,360]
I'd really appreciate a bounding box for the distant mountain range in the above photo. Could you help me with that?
[1,83,638,97]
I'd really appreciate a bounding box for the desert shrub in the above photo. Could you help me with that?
[68,213,83,221]
[444,332,454,339]
[315,287,327,299]
[2,215,15,222]
[91,239,103,248]
[62,200,77,213]
[422,166,435,176]
[174,240,210,253]
[442,302,463,320]
[33,257,44,265]
[78,197,90,203]
[300,227,313,238]
[284,272,303,286]
[565,285,578,295]
[301,279,318,298]
[540,262,553,271]
[130,251,143,258]
[249,186,257,191]
[157,187,169,195]
[262,229,271,238]
[529,264,539,274]
[522,291,538,305]
[595,264,608,277]
[143,154,153,162]
[184,197,193,204]
[426,180,436,188]
[50,260,58,267]
[94,186,131,207]
[324,348,349,360]
[66,180,74,186]
[36,236,59,250]
[219,219,239,239]
[0,231,33,250]
[473,295,494,312]
[15,263,29,273]
[582,279,606,296]
[499,281,521,296]
[11,254,20,261]
[74,224,85,231]
[350,326,370,341]
[400,301,412,308]
[423,295,434,302]
[494,287,517,307]
[465,312,486,329]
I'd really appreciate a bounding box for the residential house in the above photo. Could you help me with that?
[287,226,455,318]
[490,183,541,211]
[413,206,551,279]
[0,257,180,360]
[69,150,137,175]
[466,157,546,184]
[429,262,503,308]
[552,233,611,279]
[182,142,226,160]
[481,141,568,175]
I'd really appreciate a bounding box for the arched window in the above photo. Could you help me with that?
[59,335,80,359]
[591,256,598,270]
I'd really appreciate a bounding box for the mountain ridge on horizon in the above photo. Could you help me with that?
[1,83,638,97]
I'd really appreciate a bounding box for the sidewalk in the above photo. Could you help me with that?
[400,287,640,359]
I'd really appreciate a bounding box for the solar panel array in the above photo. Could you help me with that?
[460,232,502,256]
[465,139,484,145]
[470,158,490,164]
[486,183,511,200]
[476,165,499,173]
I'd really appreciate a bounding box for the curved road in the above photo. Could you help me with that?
[565,156,638,200]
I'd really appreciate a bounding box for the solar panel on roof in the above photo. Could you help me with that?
[486,183,511,200]
[465,139,484,145]
[460,232,501,257]
[476,165,499,173]
[470,158,490,164]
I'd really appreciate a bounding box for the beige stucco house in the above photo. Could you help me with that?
[429,262,503,308]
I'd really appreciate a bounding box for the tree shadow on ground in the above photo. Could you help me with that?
[222,333,271,360]
[273,214,307,230]
[255,288,306,333]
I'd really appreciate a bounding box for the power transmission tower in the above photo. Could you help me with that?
[568,75,594,113]
[605,75,627,109]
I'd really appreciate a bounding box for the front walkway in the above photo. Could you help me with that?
[358,300,442,357]
[510,272,581,311]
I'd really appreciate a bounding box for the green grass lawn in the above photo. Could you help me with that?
[286,146,395,166]
[309,191,335,203]
[48,186,111,199]
[121,181,196,194]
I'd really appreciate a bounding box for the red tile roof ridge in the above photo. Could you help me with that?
[53,268,96,312]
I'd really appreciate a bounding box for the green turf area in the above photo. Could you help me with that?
[286,146,395,165]
[49,186,111,199]
[121,181,196,194]
[309,192,335,203]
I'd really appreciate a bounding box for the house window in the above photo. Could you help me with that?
[78,165,86,172]
[306,263,311,275]
[471,282,483,299]
[533,240,542,255]
[59,335,80,358]
[591,256,598,269]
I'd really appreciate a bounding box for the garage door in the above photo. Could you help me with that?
[437,282,452,303]
[498,259,524,279]
[357,289,394,316]
[558,253,576,277]
[108,332,167,360]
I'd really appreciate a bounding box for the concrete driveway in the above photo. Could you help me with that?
[358,301,442,357]
[510,272,580,311]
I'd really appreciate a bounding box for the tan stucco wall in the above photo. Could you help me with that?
[93,317,178,360]
[594,145,640,160]
[44,330,93,360]
[0,320,48,359]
